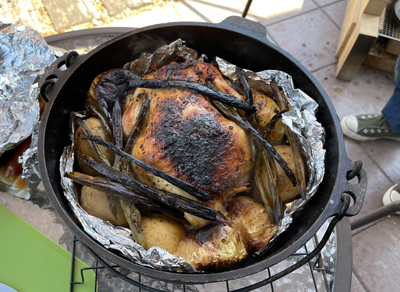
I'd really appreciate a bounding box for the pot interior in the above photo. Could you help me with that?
[40,23,344,283]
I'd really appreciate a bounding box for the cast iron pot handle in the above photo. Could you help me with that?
[39,51,80,103]
[221,16,268,40]
[341,160,367,216]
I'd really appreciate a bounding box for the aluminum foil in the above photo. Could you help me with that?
[60,40,325,272]
[0,23,55,154]
[0,23,66,198]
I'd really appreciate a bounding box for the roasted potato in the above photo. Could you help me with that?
[253,92,285,145]
[141,214,187,254]
[80,185,127,226]
[74,117,114,175]
[274,145,305,203]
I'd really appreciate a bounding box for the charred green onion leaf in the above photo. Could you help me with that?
[125,99,150,156]
[254,149,283,224]
[85,135,215,202]
[119,198,147,248]
[66,172,175,214]
[211,100,297,187]
[111,101,123,169]
[128,79,256,113]
[236,67,253,106]
[78,152,217,221]
[263,109,289,139]
[270,79,306,199]
[78,120,111,167]
[86,103,112,138]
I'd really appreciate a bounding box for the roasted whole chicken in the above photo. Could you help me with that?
[68,49,307,272]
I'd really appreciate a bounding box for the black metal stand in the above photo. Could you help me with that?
[242,0,253,18]
[69,195,351,292]
[351,200,400,230]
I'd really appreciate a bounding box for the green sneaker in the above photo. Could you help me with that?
[340,114,400,142]
[382,184,400,215]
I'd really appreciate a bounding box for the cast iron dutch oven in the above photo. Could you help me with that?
[38,16,367,284]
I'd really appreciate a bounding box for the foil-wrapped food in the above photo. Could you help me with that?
[62,40,325,272]
[0,23,61,197]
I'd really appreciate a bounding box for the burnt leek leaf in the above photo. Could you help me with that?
[86,103,113,139]
[96,69,138,108]
[119,198,147,248]
[78,153,217,221]
[236,67,253,106]
[78,120,111,167]
[85,135,214,202]
[270,79,306,200]
[254,148,282,225]
[211,100,297,187]
[111,101,123,170]
[128,79,256,113]
[263,109,289,139]
[125,99,150,156]
[66,172,181,217]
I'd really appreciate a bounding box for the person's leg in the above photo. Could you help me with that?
[340,55,400,141]
[382,55,400,134]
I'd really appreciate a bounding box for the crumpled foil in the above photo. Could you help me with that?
[0,23,54,154]
[215,57,326,254]
[60,40,325,272]
[0,23,65,198]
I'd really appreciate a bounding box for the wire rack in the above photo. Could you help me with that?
[379,1,400,41]
[69,220,338,292]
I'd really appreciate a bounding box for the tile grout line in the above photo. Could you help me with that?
[320,6,341,30]
[264,0,345,28]
[357,141,396,185]
[265,7,321,28]
[310,61,338,73]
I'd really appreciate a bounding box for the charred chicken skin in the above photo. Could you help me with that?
[122,61,254,219]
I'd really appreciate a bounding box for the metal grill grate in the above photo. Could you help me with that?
[379,1,400,41]
[69,219,337,292]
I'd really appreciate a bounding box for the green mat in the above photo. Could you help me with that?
[0,203,96,292]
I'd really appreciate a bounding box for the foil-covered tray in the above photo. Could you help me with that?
[0,23,64,199]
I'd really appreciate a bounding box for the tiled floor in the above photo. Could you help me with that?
[110,0,400,291]
[3,0,400,291]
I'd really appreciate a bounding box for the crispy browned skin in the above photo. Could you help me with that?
[122,61,253,206]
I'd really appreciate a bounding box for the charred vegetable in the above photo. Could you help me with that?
[210,100,297,187]
[128,79,256,113]
[226,196,278,253]
[270,80,306,199]
[75,117,114,175]
[66,172,183,217]
[175,216,248,271]
[236,67,253,106]
[85,136,215,202]
[119,198,146,248]
[77,152,217,221]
